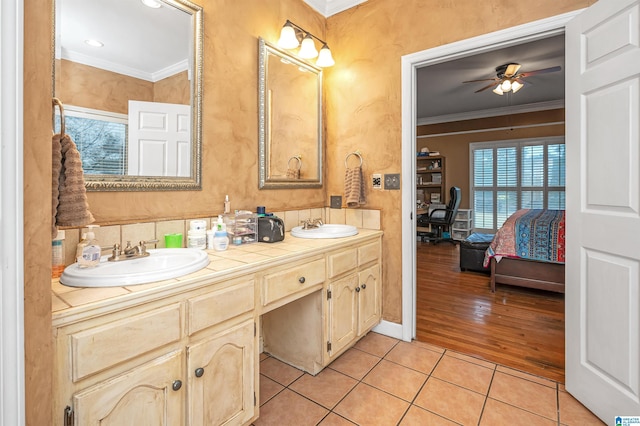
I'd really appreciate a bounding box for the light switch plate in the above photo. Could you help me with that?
[330,195,342,209]
[384,173,401,190]
[372,174,382,189]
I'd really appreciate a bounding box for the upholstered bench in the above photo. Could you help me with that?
[459,233,494,273]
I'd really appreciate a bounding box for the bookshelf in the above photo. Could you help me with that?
[416,155,445,206]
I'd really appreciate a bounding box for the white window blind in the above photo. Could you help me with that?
[470,137,565,232]
[54,105,128,175]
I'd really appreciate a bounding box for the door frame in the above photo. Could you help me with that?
[1,0,26,424]
[399,10,582,341]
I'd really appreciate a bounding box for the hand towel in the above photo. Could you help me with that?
[344,167,366,208]
[52,133,95,238]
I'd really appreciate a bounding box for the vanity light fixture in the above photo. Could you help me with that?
[277,20,335,67]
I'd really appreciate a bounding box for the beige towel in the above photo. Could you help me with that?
[52,133,95,238]
[286,168,300,179]
[344,167,366,208]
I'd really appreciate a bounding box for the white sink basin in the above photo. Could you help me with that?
[60,248,210,288]
[291,224,358,239]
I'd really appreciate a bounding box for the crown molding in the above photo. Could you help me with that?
[416,99,565,126]
[303,0,367,17]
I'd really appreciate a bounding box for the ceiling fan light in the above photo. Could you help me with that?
[278,22,299,49]
[298,34,318,59]
[511,80,524,93]
[500,79,512,92]
[492,85,504,95]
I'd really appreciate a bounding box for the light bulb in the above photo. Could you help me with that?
[278,22,299,49]
[298,34,318,59]
[501,79,512,92]
[492,85,504,95]
[316,44,335,67]
[511,80,524,93]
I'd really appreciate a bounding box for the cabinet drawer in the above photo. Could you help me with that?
[70,303,182,381]
[262,258,325,306]
[328,249,357,278]
[358,242,380,266]
[188,278,255,335]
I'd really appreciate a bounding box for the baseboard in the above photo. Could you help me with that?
[372,320,409,341]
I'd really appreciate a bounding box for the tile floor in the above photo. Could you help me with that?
[254,332,604,426]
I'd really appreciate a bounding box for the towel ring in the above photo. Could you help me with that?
[344,152,363,168]
[288,156,302,170]
[52,98,65,136]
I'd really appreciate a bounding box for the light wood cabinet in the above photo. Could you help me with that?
[53,231,383,425]
[187,319,255,426]
[72,350,184,425]
[54,278,258,426]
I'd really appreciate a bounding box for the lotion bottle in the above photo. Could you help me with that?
[224,195,230,214]
[213,215,229,251]
[52,230,66,278]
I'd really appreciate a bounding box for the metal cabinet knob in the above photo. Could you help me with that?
[361,284,367,289]
[355,286,361,292]
[299,277,306,284]
[195,367,204,378]
[172,380,182,391]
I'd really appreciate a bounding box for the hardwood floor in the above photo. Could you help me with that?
[415,241,566,383]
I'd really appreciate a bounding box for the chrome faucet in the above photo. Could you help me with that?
[300,218,324,229]
[108,239,158,262]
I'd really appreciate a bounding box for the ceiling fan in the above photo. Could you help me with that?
[463,63,562,95]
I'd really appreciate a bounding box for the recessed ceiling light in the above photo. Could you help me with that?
[141,0,162,8]
[84,39,104,48]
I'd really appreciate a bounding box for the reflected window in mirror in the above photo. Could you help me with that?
[52,0,203,191]
[259,38,323,189]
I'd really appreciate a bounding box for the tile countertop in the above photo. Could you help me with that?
[52,229,383,324]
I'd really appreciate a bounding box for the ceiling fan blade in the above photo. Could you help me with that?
[504,64,521,77]
[518,65,561,78]
[475,82,498,93]
[462,77,499,84]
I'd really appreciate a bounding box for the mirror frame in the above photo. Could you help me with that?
[52,0,204,191]
[258,38,323,189]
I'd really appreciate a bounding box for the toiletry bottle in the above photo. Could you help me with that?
[213,215,229,251]
[206,229,214,249]
[52,230,66,278]
[188,229,206,249]
[224,195,230,214]
[77,231,101,268]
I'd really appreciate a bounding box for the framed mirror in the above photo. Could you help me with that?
[258,38,323,189]
[52,0,203,191]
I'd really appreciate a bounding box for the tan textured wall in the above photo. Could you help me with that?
[154,71,190,105]
[57,59,154,114]
[325,0,593,323]
[24,0,53,424]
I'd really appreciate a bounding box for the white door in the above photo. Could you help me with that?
[565,0,640,421]
[128,100,191,177]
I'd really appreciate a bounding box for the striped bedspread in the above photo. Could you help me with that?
[483,209,565,267]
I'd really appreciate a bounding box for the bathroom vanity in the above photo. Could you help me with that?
[51,229,382,426]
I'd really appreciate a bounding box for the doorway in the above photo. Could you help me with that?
[399,11,580,342]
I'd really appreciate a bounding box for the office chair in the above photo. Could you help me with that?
[417,186,461,244]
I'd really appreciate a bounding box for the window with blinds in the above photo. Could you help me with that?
[470,137,565,231]
[55,106,128,175]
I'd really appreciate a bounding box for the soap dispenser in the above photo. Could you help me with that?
[77,229,101,268]
[213,215,229,251]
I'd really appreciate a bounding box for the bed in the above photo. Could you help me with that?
[483,209,565,293]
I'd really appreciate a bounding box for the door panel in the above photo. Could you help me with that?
[566,0,640,420]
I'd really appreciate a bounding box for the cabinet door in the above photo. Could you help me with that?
[187,319,256,426]
[328,274,358,358]
[72,350,184,426]
[358,264,381,335]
